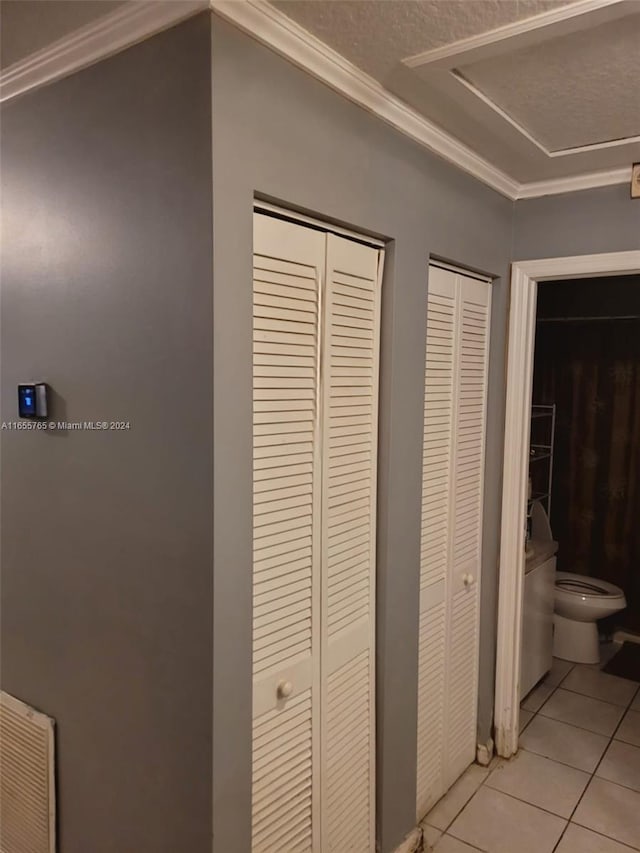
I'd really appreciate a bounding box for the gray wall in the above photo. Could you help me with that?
[210,17,513,853]
[0,15,213,853]
[513,184,640,260]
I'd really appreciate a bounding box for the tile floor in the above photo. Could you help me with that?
[422,645,640,852]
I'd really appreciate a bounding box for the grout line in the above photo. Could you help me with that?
[480,782,574,822]
[431,662,640,852]
[564,823,640,853]
[536,704,626,738]
[585,773,640,797]
[521,678,638,742]
[550,682,638,708]
[443,829,485,851]
[427,776,487,835]
[519,742,604,776]
[549,661,640,853]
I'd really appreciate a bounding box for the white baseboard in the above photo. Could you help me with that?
[392,826,423,853]
[476,737,495,766]
[613,630,640,645]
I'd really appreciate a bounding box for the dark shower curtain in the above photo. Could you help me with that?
[533,318,640,634]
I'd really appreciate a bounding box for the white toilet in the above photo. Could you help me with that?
[554,571,627,664]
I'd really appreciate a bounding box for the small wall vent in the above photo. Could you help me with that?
[0,691,56,853]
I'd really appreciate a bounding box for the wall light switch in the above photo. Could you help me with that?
[18,383,48,418]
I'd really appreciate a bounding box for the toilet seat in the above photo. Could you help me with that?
[554,570,626,626]
[556,571,623,599]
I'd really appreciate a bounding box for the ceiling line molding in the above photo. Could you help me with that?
[0,0,208,103]
[452,71,549,157]
[403,0,628,69]
[516,166,631,199]
[401,0,640,166]
[0,0,633,200]
[453,71,640,159]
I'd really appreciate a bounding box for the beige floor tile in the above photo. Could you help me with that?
[435,835,483,852]
[631,690,640,712]
[616,709,640,748]
[520,714,609,772]
[556,823,638,852]
[539,688,625,736]
[423,824,442,850]
[521,681,555,712]
[486,749,589,818]
[563,666,638,707]
[545,657,574,687]
[425,764,489,831]
[597,740,640,793]
[573,777,640,849]
[519,708,534,733]
[448,787,566,853]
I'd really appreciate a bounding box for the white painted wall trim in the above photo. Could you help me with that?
[476,737,494,767]
[495,250,640,759]
[0,0,208,102]
[254,199,385,247]
[403,0,624,69]
[392,826,423,853]
[0,0,633,200]
[516,166,632,199]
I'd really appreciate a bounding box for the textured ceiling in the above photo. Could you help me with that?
[460,13,640,151]
[273,0,573,80]
[271,0,640,182]
[2,0,638,184]
[0,1,126,69]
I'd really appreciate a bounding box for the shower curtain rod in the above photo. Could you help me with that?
[537,315,640,323]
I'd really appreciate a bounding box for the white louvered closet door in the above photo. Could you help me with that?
[252,214,324,853]
[415,265,456,818]
[444,273,491,787]
[321,234,381,853]
[416,264,491,819]
[253,212,382,853]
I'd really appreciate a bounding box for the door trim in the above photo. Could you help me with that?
[494,250,640,758]
[254,200,385,249]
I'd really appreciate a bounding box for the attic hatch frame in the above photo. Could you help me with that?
[494,249,640,758]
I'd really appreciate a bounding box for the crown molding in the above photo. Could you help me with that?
[0,0,208,103]
[0,0,633,201]
[210,0,519,199]
[210,1,635,201]
[515,166,631,199]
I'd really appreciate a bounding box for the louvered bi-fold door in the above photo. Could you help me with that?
[321,235,380,853]
[416,265,491,820]
[415,265,456,818]
[445,273,491,786]
[253,214,324,853]
[252,212,382,853]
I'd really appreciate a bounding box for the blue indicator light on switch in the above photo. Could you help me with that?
[18,383,48,418]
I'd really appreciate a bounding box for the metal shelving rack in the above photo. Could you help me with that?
[529,403,556,517]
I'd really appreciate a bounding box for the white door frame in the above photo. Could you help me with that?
[494,249,640,758]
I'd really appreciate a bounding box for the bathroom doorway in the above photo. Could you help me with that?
[533,275,640,635]
[494,250,640,758]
